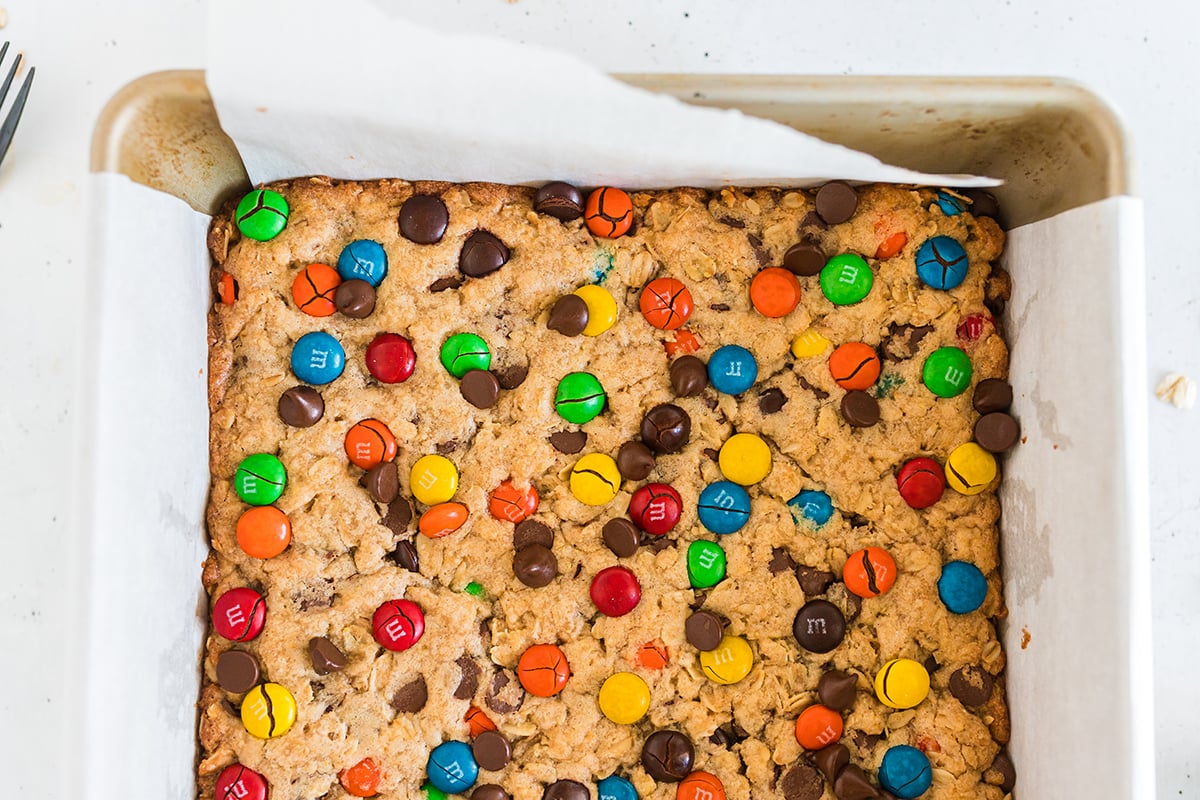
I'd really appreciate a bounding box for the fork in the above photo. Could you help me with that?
[0,41,34,169]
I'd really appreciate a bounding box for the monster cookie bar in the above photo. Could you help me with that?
[201,178,1018,800]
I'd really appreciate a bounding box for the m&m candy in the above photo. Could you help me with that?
[570,453,621,506]
[411,454,459,505]
[215,764,269,800]
[718,433,771,486]
[440,333,492,378]
[366,333,416,384]
[419,502,470,538]
[687,541,727,589]
[291,331,346,385]
[896,458,945,509]
[598,775,638,800]
[236,506,292,559]
[292,263,341,316]
[584,187,634,238]
[590,566,642,617]
[828,343,881,390]
[517,643,570,696]
[212,587,266,642]
[345,419,398,470]
[598,672,651,724]
[487,480,539,523]
[922,346,972,398]
[842,546,897,598]
[944,442,997,495]
[372,599,425,651]
[875,658,930,709]
[426,741,478,794]
[628,483,682,535]
[640,277,694,330]
[236,189,289,241]
[555,372,607,424]
[698,634,753,685]
[750,267,802,318]
[790,328,830,358]
[574,285,619,336]
[337,239,389,287]
[819,253,873,305]
[241,683,297,738]
[235,453,287,506]
[788,489,833,526]
[707,345,758,395]
[879,745,933,799]
[340,758,382,798]
[696,481,751,535]
[677,771,725,800]
[938,560,988,614]
[915,235,969,291]
[794,704,844,750]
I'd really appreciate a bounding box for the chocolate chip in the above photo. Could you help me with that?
[641,730,694,783]
[278,385,324,427]
[546,294,589,336]
[399,194,449,244]
[429,274,466,293]
[549,430,587,454]
[797,376,830,400]
[364,461,399,504]
[818,670,858,711]
[334,279,376,318]
[963,189,1002,222]
[841,391,880,427]
[975,412,1019,452]
[986,751,1016,792]
[640,403,691,454]
[617,441,656,481]
[461,369,501,409]
[459,230,510,278]
[215,650,260,693]
[949,664,994,707]
[758,387,789,414]
[534,182,584,221]
[454,655,481,700]
[813,743,851,781]
[973,378,1013,414]
[486,668,525,713]
[685,610,725,651]
[513,544,558,588]
[388,538,420,572]
[308,636,347,675]
[670,355,708,397]
[391,675,428,713]
[793,600,846,653]
[543,780,589,800]
[784,240,827,276]
[815,182,859,225]
[602,518,640,558]
[514,519,555,551]
[795,565,836,596]
[769,547,796,575]
[833,764,879,800]
[472,730,512,771]
[472,785,511,800]
[494,364,528,390]
[780,763,824,800]
[381,498,414,537]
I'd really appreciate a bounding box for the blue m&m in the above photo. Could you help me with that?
[915,236,969,291]
[598,774,638,800]
[879,745,933,798]
[697,481,751,535]
[708,345,758,395]
[788,489,833,526]
[337,239,389,287]
[938,560,988,614]
[291,332,345,385]
[426,741,478,794]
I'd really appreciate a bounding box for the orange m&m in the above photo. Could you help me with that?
[236,506,292,559]
[749,267,802,318]
[843,546,898,598]
[828,342,881,390]
[677,771,726,800]
[292,263,342,317]
[794,704,844,750]
[465,705,497,737]
[640,278,694,330]
[636,641,670,670]
[517,643,570,697]
[487,480,539,524]
[584,187,633,238]
[419,503,469,539]
[344,419,397,470]
[339,758,382,798]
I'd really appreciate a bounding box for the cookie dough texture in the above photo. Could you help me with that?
[202,178,1010,800]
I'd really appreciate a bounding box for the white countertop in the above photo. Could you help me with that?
[1,0,1194,795]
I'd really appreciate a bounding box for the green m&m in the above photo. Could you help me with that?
[235,189,289,242]
[923,346,973,398]
[819,253,873,305]
[554,372,607,424]
[687,540,727,589]
[440,333,491,378]
[235,453,287,505]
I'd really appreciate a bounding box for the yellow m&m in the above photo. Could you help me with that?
[598,672,651,724]
[874,658,930,709]
[698,635,754,685]
[570,453,621,505]
[410,454,459,505]
[718,433,772,486]
[791,329,830,358]
[945,443,997,496]
[574,285,618,336]
[241,682,297,739]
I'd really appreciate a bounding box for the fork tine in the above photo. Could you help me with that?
[0,43,17,110]
[0,67,33,168]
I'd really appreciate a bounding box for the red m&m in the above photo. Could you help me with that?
[365,333,416,384]
[897,457,946,509]
[590,565,642,617]
[212,587,266,642]
[372,599,425,651]
[629,483,682,535]
[215,764,269,800]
